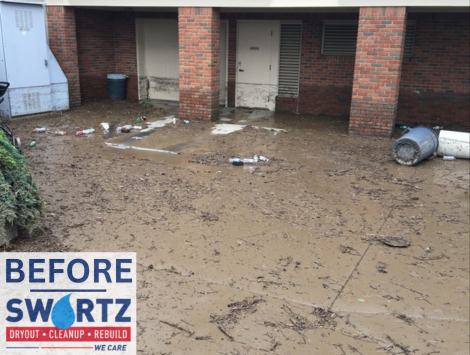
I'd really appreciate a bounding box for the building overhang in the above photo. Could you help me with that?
[44,0,470,10]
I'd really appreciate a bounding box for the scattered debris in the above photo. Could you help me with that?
[385,335,414,355]
[210,298,265,341]
[383,294,403,301]
[311,307,338,328]
[376,262,388,273]
[100,122,109,132]
[340,245,361,256]
[381,236,411,248]
[160,320,194,336]
[76,128,95,136]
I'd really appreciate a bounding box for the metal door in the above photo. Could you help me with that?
[236,21,280,110]
[1,2,51,116]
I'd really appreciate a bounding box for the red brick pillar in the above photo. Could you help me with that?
[178,7,220,121]
[46,6,81,106]
[349,7,407,136]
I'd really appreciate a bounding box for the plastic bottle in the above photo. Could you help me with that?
[259,156,269,162]
[172,117,176,125]
[76,128,95,136]
[183,120,190,124]
[121,125,132,133]
[242,158,256,164]
[29,141,36,147]
[32,127,46,133]
[443,156,457,161]
[136,118,141,124]
[253,155,259,163]
[55,130,67,136]
[229,158,244,166]
[133,126,142,130]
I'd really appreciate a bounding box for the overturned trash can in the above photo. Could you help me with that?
[107,74,127,100]
[393,126,438,166]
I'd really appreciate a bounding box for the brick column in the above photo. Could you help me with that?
[349,7,407,136]
[46,6,81,106]
[178,7,220,121]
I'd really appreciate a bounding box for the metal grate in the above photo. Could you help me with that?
[322,21,358,56]
[322,20,416,57]
[278,22,302,97]
[15,10,33,31]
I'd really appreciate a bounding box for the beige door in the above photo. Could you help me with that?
[236,21,280,110]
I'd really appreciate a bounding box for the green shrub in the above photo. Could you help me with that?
[0,129,43,239]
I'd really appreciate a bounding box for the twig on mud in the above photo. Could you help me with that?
[160,320,194,336]
[210,297,265,342]
[385,335,414,355]
[194,335,212,341]
[393,283,432,304]
[348,345,364,355]
[394,313,429,334]
[215,324,234,341]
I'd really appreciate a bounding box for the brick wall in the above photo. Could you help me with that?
[398,13,470,129]
[114,13,138,100]
[179,7,220,121]
[75,9,115,100]
[46,7,81,106]
[49,8,468,129]
[74,9,140,101]
[349,7,407,136]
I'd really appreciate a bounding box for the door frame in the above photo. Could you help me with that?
[220,20,229,107]
[235,20,280,109]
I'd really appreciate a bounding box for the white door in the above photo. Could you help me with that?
[236,21,280,110]
[140,20,179,101]
[1,3,52,116]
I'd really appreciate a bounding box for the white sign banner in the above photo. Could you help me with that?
[0,253,136,354]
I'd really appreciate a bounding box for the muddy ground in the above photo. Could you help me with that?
[4,100,470,355]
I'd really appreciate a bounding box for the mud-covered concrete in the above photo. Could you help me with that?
[6,100,469,355]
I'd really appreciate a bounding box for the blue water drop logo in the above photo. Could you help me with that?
[51,294,75,329]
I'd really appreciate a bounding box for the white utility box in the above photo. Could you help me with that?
[0,0,69,117]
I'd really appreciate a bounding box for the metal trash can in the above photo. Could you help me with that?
[392,126,439,166]
[107,74,127,100]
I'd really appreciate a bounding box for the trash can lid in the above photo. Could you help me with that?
[107,74,127,80]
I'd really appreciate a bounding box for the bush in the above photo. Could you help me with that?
[0,129,43,239]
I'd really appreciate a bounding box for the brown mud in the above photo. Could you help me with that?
[4,100,469,355]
